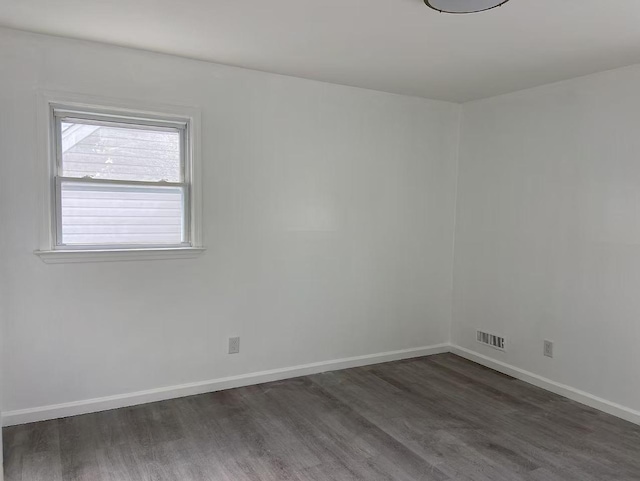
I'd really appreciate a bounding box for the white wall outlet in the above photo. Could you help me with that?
[544,340,553,358]
[228,336,240,354]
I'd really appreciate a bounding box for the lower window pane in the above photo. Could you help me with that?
[60,181,185,246]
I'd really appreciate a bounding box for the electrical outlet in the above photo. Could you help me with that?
[544,340,553,358]
[228,337,240,354]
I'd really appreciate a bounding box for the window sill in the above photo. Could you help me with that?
[34,247,206,264]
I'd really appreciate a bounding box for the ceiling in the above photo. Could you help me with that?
[2,0,640,102]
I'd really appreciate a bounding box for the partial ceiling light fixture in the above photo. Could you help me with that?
[424,0,510,14]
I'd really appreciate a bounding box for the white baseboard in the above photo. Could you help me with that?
[1,343,449,427]
[450,345,640,426]
[4,343,639,428]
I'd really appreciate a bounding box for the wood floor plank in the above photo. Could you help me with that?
[4,353,640,480]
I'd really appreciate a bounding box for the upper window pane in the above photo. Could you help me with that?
[60,120,182,182]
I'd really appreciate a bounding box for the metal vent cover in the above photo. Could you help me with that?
[477,330,505,351]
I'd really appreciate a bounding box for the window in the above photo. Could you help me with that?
[36,94,203,263]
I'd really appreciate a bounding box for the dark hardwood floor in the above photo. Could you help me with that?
[3,353,640,480]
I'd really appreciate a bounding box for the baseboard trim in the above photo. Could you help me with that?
[5,343,638,428]
[2,343,449,427]
[450,345,640,426]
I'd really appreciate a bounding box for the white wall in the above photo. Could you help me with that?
[0,35,11,456]
[453,65,640,414]
[0,28,460,416]
[6,25,639,429]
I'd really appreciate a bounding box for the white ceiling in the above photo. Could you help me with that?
[2,0,640,102]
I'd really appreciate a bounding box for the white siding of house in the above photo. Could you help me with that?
[60,183,184,245]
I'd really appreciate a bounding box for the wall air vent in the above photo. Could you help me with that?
[477,330,505,351]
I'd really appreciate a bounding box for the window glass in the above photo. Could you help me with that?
[60,121,181,183]
[59,181,185,246]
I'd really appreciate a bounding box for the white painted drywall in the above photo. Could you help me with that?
[0,253,3,464]
[0,45,10,460]
[0,28,460,415]
[453,65,640,413]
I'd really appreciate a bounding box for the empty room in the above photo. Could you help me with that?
[1,0,640,479]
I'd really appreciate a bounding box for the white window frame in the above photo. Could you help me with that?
[35,91,204,263]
